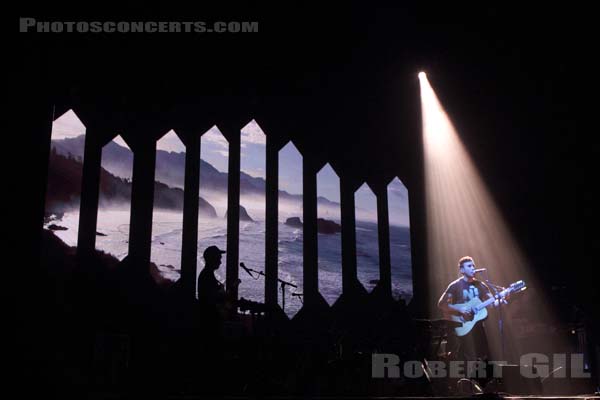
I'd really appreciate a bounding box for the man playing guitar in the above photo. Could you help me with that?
[437,256,506,362]
[197,245,241,319]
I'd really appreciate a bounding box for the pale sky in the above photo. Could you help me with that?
[51,111,409,227]
[278,142,303,195]
[156,130,186,153]
[317,163,341,221]
[388,177,410,227]
[113,135,130,150]
[51,109,86,139]
[355,182,378,223]
[317,163,341,203]
[52,109,133,151]
[241,119,267,147]
[201,125,229,173]
[354,180,410,226]
[240,119,266,179]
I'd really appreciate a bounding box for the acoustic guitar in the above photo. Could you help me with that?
[448,280,526,336]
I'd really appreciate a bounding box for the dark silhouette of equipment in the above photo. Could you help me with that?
[240,262,298,312]
[291,292,304,305]
[240,262,255,278]
[236,297,268,315]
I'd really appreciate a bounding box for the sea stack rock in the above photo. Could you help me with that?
[285,217,303,228]
[199,197,218,218]
[47,224,68,231]
[317,218,341,234]
[226,205,254,222]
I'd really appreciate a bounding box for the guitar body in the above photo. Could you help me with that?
[448,297,488,337]
[442,279,526,337]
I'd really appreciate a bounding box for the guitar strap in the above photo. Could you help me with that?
[479,280,494,299]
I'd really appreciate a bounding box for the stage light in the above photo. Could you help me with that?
[419,73,568,365]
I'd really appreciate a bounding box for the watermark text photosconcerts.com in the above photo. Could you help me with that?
[19,18,258,33]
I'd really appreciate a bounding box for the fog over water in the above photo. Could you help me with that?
[46,203,412,316]
[45,117,412,316]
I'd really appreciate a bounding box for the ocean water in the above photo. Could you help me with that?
[46,210,412,316]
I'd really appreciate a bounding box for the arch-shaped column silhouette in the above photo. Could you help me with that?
[34,101,55,263]
[128,137,156,274]
[375,184,392,299]
[302,154,319,309]
[178,128,200,300]
[224,126,240,300]
[264,133,279,308]
[340,177,358,297]
[76,127,103,260]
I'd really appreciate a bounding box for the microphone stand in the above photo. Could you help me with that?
[241,264,298,313]
[244,265,264,279]
[279,278,297,313]
[292,292,304,305]
[482,269,506,361]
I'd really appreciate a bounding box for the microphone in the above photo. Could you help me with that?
[474,268,487,273]
[240,262,254,278]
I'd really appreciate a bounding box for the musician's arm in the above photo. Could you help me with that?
[437,291,451,312]
[438,290,468,316]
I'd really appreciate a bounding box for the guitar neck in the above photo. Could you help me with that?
[475,287,511,311]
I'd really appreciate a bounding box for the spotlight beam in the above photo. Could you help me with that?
[419,73,567,362]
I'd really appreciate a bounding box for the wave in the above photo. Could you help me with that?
[116,224,130,235]
[55,208,413,315]
[278,236,303,245]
